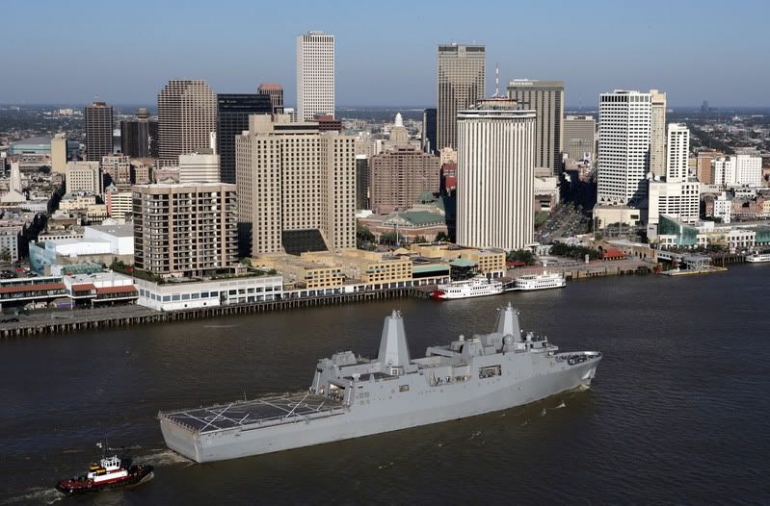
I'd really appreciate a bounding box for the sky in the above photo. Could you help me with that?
[2,0,768,108]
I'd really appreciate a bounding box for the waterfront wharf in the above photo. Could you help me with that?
[0,287,415,339]
[0,259,661,338]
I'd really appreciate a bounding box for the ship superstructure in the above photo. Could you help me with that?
[159,303,601,463]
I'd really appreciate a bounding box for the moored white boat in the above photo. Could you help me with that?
[430,275,504,300]
[514,271,566,291]
[746,253,770,263]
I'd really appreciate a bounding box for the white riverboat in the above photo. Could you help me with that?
[430,275,504,300]
[746,253,770,264]
[514,271,566,291]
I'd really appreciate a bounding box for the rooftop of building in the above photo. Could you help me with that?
[11,136,51,146]
[87,224,134,237]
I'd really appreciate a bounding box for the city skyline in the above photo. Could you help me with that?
[3,0,768,108]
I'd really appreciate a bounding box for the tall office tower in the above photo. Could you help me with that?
[84,101,114,161]
[563,115,596,162]
[296,31,335,121]
[51,133,68,174]
[355,154,370,210]
[235,114,356,256]
[666,123,689,182]
[422,108,437,154]
[648,123,698,226]
[258,84,284,113]
[178,151,220,183]
[506,80,564,174]
[157,80,217,165]
[597,90,652,205]
[66,161,102,194]
[437,44,486,151]
[649,89,667,178]
[370,148,440,213]
[121,108,158,158]
[132,182,238,276]
[101,154,131,188]
[456,98,536,251]
[216,94,272,184]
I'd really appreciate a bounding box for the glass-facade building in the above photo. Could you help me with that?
[216,94,272,184]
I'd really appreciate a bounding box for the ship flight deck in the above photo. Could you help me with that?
[159,393,345,435]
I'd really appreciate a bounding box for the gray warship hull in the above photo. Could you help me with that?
[160,304,601,463]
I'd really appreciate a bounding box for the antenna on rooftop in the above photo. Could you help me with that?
[494,63,500,97]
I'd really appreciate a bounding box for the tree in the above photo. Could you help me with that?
[506,249,535,265]
[434,232,450,243]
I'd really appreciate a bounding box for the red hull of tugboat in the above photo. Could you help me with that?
[55,465,153,495]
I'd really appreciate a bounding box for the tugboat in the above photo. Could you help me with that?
[55,444,153,495]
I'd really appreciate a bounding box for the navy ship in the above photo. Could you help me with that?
[159,303,601,462]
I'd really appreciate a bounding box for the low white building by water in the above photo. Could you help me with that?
[134,275,284,312]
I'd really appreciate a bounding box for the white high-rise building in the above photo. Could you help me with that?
[297,31,335,121]
[649,90,667,178]
[597,90,652,205]
[712,155,763,187]
[456,98,536,251]
[666,123,690,183]
[648,124,699,226]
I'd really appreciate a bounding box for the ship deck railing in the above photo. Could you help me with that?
[159,392,346,435]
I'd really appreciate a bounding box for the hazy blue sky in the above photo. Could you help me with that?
[2,0,768,108]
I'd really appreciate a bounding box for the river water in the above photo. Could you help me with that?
[1,265,769,505]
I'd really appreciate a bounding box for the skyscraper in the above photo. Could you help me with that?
[120,108,158,158]
[297,31,335,121]
[258,84,284,114]
[648,124,699,226]
[597,90,652,205]
[563,115,596,162]
[506,80,564,174]
[666,123,689,183]
[649,89,667,178]
[216,94,272,184]
[235,114,356,256]
[84,101,113,161]
[157,80,217,165]
[422,108,437,154]
[456,98,536,251]
[437,44,486,150]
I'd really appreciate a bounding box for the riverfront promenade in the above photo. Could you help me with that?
[0,258,657,338]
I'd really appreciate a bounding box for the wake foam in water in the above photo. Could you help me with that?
[0,487,62,505]
[132,448,193,467]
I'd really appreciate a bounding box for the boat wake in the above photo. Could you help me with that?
[0,487,62,505]
[132,448,193,467]
[203,324,240,329]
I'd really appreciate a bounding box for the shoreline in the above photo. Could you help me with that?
[0,258,679,339]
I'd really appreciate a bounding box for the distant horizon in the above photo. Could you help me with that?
[3,103,770,112]
[2,1,768,107]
